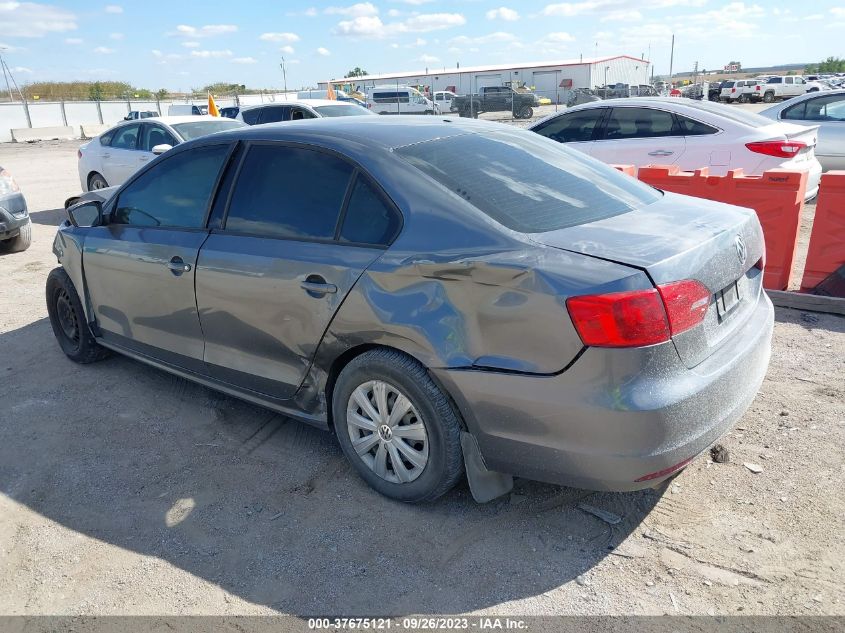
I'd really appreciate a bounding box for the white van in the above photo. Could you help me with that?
[167,104,208,116]
[366,86,437,115]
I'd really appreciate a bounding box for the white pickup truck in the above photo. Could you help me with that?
[760,76,809,102]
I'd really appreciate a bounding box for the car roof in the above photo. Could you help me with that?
[115,115,222,126]
[759,88,845,115]
[240,99,347,111]
[184,115,501,153]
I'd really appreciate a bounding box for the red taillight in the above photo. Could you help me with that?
[567,280,711,348]
[745,140,806,158]
[657,279,711,336]
[755,85,761,91]
[731,88,736,93]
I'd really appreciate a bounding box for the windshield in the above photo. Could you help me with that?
[313,104,373,117]
[172,119,245,140]
[396,129,661,233]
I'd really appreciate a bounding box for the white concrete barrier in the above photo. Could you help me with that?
[80,123,110,139]
[11,126,76,142]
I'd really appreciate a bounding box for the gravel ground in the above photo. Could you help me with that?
[0,135,842,617]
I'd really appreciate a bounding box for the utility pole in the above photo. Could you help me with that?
[0,49,14,102]
[668,34,675,86]
[280,58,288,93]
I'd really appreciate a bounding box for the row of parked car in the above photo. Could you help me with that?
[715,75,842,104]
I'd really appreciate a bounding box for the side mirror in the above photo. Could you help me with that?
[67,200,103,228]
[152,144,173,155]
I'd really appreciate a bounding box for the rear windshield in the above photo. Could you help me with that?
[395,129,661,233]
[722,81,735,88]
[172,119,245,140]
[313,104,373,117]
[671,99,776,127]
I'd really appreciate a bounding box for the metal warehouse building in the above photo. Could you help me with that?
[319,55,650,102]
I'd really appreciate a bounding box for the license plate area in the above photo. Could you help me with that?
[716,280,741,321]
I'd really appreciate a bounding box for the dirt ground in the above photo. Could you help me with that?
[0,137,842,618]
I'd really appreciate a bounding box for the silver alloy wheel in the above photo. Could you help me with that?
[346,380,429,484]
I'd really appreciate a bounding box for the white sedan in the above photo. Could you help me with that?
[530,98,822,199]
[78,116,244,191]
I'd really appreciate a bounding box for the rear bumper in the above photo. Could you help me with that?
[434,291,774,492]
[0,192,28,239]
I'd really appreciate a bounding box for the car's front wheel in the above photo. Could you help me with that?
[0,218,31,253]
[333,348,464,503]
[46,267,111,363]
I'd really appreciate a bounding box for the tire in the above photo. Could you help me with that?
[518,106,533,119]
[88,172,109,190]
[458,107,470,118]
[332,348,464,503]
[0,218,32,253]
[739,94,748,103]
[763,91,775,103]
[46,267,111,364]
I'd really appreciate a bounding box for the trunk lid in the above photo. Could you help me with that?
[530,192,765,368]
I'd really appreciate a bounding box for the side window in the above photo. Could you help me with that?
[603,108,675,139]
[241,108,261,125]
[290,107,316,121]
[99,128,116,146]
[140,125,178,152]
[533,109,606,143]
[768,77,782,84]
[225,145,353,240]
[340,175,401,246]
[112,144,229,228]
[803,95,845,121]
[795,77,805,85]
[260,106,289,124]
[785,77,794,85]
[674,114,719,136]
[782,101,807,120]
[110,124,140,150]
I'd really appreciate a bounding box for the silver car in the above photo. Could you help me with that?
[49,117,773,503]
[760,89,845,171]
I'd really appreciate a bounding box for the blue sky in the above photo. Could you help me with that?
[0,1,843,91]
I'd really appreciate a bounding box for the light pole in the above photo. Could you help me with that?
[605,65,610,91]
[280,57,288,93]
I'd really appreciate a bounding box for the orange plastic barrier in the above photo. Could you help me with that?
[635,165,807,291]
[801,171,845,292]
[611,164,636,177]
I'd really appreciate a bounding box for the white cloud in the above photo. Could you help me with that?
[545,31,575,42]
[182,41,200,48]
[450,31,518,46]
[175,24,237,38]
[0,2,77,38]
[831,7,845,17]
[190,49,233,58]
[11,66,32,73]
[104,4,123,13]
[93,46,114,54]
[259,32,300,42]
[325,3,378,17]
[418,54,439,63]
[486,7,520,21]
[543,0,704,17]
[109,32,124,40]
[334,12,465,38]
[151,49,162,57]
[602,9,642,21]
[317,47,331,56]
[64,37,83,44]
[280,45,295,54]
[387,9,402,17]
[398,0,434,4]
[231,56,257,64]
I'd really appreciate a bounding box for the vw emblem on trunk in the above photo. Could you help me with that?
[735,235,747,263]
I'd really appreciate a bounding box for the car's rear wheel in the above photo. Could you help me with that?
[0,218,32,253]
[332,348,464,503]
[518,106,533,119]
[763,91,775,103]
[46,267,110,364]
[88,172,109,191]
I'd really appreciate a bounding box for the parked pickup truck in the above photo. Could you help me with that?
[453,86,539,119]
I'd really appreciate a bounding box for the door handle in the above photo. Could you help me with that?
[648,150,674,156]
[301,276,337,296]
[166,256,191,275]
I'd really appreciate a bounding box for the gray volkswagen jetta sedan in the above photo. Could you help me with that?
[48,117,773,503]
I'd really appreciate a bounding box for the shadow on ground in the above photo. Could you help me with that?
[28,207,66,227]
[0,317,663,615]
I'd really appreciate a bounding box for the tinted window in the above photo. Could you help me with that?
[260,106,289,124]
[171,119,244,140]
[603,107,675,139]
[340,176,401,245]
[241,108,261,125]
[225,145,353,240]
[113,144,229,227]
[722,81,735,88]
[313,104,373,117]
[140,124,178,152]
[290,107,316,121]
[674,115,718,136]
[533,109,606,143]
[782,102,806,120]
[785,77,794,85]
[110,124,140,150]
[787,95,845,121]
[100,128,116,146]
[768,77,782,84]
[397,129,661,233]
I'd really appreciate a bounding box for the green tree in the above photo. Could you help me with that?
[344,67,368,78]
[155,88,169,100]
[89,82,104,100]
